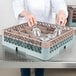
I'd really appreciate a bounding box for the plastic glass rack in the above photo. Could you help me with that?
[2,21,74,60]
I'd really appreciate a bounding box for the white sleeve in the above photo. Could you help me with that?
[51,0,68,18]
[12,0,25,19]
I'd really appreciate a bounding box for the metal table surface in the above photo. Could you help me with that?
[0,32,76,68]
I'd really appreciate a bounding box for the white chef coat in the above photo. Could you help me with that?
[12,0,68,24]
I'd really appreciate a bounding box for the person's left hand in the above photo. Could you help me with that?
[56,10,67,26]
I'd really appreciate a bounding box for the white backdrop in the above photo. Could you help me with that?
[0,0,76,29]
[0,0,18,29]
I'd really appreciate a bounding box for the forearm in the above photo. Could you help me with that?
[56,10,67,19]
[56,9,68,20]
[19,10,30,17]
[19,10,37,27]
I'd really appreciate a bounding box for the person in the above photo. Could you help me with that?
[12,0,68,76]
[12,0,68,26]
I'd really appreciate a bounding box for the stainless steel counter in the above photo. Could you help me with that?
[0,33,76,68]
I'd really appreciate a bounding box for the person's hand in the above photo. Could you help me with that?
[56,10,67,26]
[20,10,37,27]
[25,12,37,27]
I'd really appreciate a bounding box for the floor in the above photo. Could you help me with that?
[0,69,76,76]
[45,69,76,76]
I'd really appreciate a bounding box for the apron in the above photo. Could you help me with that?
[19,0,56,24]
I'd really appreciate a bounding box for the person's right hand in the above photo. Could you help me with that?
[20,10,37,27]
[25,13,37,27]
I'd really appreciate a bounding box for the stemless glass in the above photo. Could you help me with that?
[32,25,41,37]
